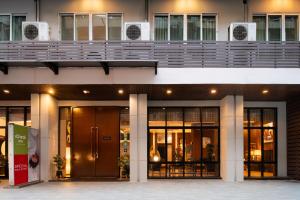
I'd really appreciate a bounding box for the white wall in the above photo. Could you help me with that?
[1,67,300,85]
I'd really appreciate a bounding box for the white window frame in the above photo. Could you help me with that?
[59,12,123,41]
[0,13,27,41]
[153,13,218,41]
[253,13,300,41]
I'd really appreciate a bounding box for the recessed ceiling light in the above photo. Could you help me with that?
[118,89,124,95]
[48,88,55,95]
[262,89,269,95]
[210,89,217,94]
[166,89,172,95]
[3,89,10,94]
[125,107,129,110]
[83,90,90,94]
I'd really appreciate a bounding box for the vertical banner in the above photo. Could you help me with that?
[8,124,40,186]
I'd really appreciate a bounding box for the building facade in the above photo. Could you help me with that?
[0,0,300,182]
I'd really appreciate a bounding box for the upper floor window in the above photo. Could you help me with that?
[154,14,217,41]
[0,14,26,41]
[253,14,299,41]
[60,13,122,41]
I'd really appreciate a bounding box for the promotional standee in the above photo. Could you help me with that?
[8,124,40,186]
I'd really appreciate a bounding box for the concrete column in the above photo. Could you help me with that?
[137,94,147,182]
[129,94,138,182]
[220,95,244,182]
[30,94,40,129]
[39,94,59,181]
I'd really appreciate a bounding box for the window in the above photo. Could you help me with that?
[12,15,26,41]
[154,14,217,41]
[244,108,277,178]
[268,15,282,41]
[75,15,89,41]
[0,14,26,41]
[202,15,216,41]
[0,107,30,178]
[108,14,122,40]
[253,15,266,41]
[187,15,201,40]
[60,13,122,41]
[170,15,184,41]
[61,14,74,41]
[285,15,298,41]
[92,14,106,40]
[154,15,168,41]
[0,15,10,41]
[148,107,220,179]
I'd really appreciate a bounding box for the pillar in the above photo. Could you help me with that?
[220,95,244,182]
[137,94,148,182]
[31,94,58,181]
[129,94,138,182]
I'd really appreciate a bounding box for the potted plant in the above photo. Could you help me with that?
[119,154,130,179]
[53,154,64,179]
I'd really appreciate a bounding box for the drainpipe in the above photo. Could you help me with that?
[145,0,149,22]
[34,0,40,21]
[243,0,248,22]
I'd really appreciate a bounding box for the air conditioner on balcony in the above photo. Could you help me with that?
[22,22,49,41]
[124,22,150,41]
[229,22,256,41]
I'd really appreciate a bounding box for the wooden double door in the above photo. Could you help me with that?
[72,107,119,179]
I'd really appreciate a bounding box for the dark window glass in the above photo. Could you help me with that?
[166,108,183,127]
[184,108,200,127]
[155,15,168,41]
[108,14,122,40]
[61,14,74,40]
[149,108,165,127]
[12,16,26,41]
[201,108,219,126]
[202,15,216,41]
[170,15,184,41]
[285,15,298,41]
[187,15,201,40]
[0,15,10,41]
[253,15,266,41]
[249,109,261,127]
[75,14,89,41]
[93,14,106,40]
[268,15,281,41]
[202,128,218,162]
[9,108,24,126]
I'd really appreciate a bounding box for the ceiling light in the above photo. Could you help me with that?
[210,89,217,94]
[83,90,90,94]
[262,89,269,95]
[166,89,172,95]
[48,88,55,95]
[118,89,124,95]
[3,89,10,94]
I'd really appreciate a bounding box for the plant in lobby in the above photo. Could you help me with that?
[119,154,130,179]
[206,144,215,172]
[53,154,65,179]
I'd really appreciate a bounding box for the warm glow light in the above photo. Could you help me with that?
[262,89,269,95]
[65,147,71,176]
[166,89,172,95]
[3,89,10,94]
[48,88,55,95]
[210,89,217,94]
[83,90,90,94]
[1,141,5,155]
[118,89,124,95]
[153,155,160,162]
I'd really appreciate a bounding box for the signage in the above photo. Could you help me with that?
[8,124,40,186]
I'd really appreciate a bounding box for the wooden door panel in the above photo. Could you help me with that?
[95,107,120,178]
[72,107,95,178]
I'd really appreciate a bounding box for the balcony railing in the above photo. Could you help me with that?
[0,41,300,68]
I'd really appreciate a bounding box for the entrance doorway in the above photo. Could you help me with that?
[72,107,120,179]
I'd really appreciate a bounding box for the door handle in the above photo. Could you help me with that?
[90,127,94,159]
[95,127,99,159]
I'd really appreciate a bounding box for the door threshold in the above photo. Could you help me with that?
[50,177,129,182]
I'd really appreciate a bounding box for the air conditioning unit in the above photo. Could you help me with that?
[124,22,150,41]
[22,22,49,41]
[229,22,256,41]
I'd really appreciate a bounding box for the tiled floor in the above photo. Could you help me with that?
[1,180,300,200]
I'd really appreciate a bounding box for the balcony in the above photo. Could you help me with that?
[0,41,300,75]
